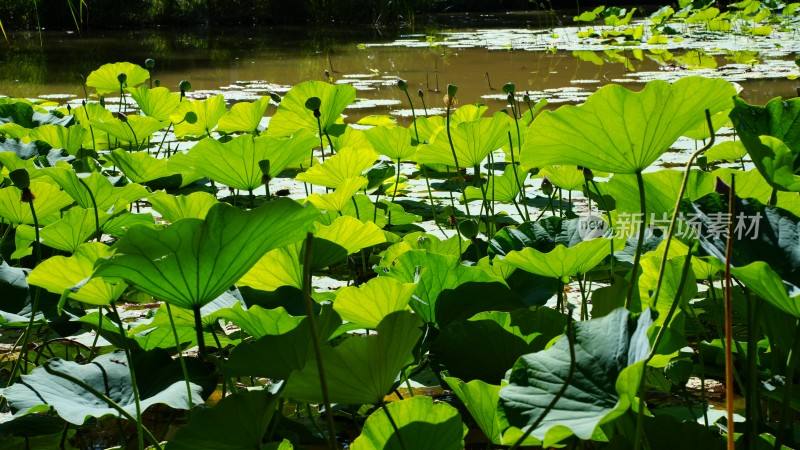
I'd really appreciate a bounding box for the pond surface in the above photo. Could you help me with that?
[0,14,798,118]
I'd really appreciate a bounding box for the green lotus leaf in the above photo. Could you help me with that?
[521,77,736,173]
[296,146,378,188]
[224,306,341,379]
[46,168,149,211]
[382,250,506,324]
[101,211,155,237]
[166,389,291,450]
[745,135,800,191]
[682,109,730,140]
[16,207,100,253]
[0,122,30,139]
[499,307,653,446]
[728,261,800,318]
[464,164,527,203]
[331,125,374,153]
[416,112,512,168]
[217,97,270,134]
[173,131,316,191]
[4,349,205,426]
[314,214,385,254]
[502,237,611,279]
[90,114,167,146]
[489,217,584,257]
[86,62,150,95]
[237,241,303,291]
[0,181,74,226]
[70,102,114,150]
[305,176,368,212]
[217,303,304,340]
[148,191,219,222]
[705,140,747,162]
[540,165,586,191]
[434,308,567,383]
[28,242,126,306]
[282,311,422,404]
[334,276,416,328]
[639,252,696,328]
[364,124,417,161]
[351,396,466,450]
[27,124,86,156]
[106,149,174,184]
[170,94,227,138]
[94,199,320,310]
[128,86,181,122]
[267,81,356,137]
[0,101,73,129]
[443,377,539,447]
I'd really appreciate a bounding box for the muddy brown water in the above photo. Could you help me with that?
[0,24,797,117]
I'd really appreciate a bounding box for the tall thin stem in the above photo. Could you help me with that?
[166,303,194,417]
[302,233,339,449]
[109,302,144,450]
[724,174,736,450]
[625,170,646,310]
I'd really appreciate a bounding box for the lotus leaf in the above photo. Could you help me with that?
[267,81,356,137]
[334,276,416,328]
[86,62,150,95]
[128,86,180,122]
[217,97,270,134]
[296,146,378,188]
[170,94,227,138]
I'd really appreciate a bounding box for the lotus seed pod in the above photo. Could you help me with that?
[184,111,198,124]
[305,97,322,111]
[458,219,480,239]
[502,82,515,94]
[523,93,531,103]
[541,175,554,196]
[447,84,458,98]
[179,80,192,92]
[397,79,408,91]
[117,73,127,85]
[9,168,30,190]
[145,58,155,70]
[154,79,161,87]
[418,89,424,98]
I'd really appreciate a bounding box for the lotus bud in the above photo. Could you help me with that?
[324,69,331,81]
[418,89,424,99]
[580,166,594,182]
[397,79,408,91]
[458,219,480,239]
[154,79,161,87]
[523,93,531,103]
[502,82,515,94]
[145,58,155,70]
[116,112,128,123]
[417,235,432,250]
[183,111,198,124]
[507,93,515,104]
[66,104,72,114]
[541,175,554,196]
[9,169,34,203]
[99,95,105,107]
[117,73,127,86]
[259,160,271,185]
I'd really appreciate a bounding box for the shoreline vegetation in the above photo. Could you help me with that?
[0,0,679,32]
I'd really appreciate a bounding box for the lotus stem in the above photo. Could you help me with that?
[445,93,471,217]
[392,158,401,201]
[165,303,194,417]
[381,402,408,450]
[507,131,530,221]
[192,305,208,361]
[745,290,760,449]
[302,233,339,450]
[624,170,647,310]
[76,177,101,242]
[108,302,144,450]
[651,110,715,310]
[724,174,736,450]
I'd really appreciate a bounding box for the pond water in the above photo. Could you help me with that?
[0,13,798,118]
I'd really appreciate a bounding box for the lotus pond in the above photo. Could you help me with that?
[1,2,800,450]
